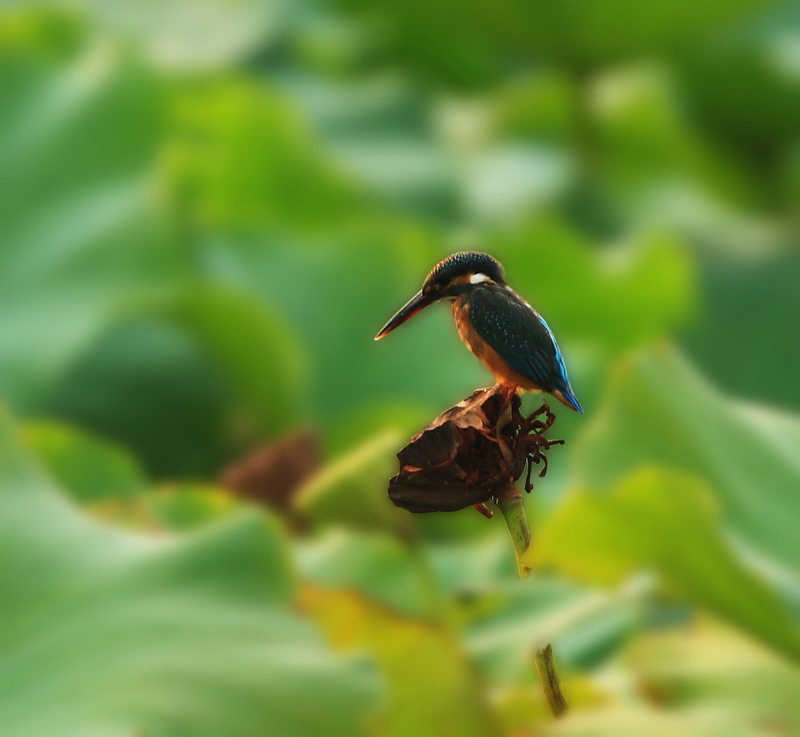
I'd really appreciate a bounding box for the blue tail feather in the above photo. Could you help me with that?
[559,385,583,414]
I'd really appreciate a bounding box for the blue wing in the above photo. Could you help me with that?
[468,285,583,413]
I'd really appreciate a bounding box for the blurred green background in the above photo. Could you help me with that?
[1,1,799,736]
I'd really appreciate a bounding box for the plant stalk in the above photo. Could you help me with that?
[535,644,568,717]
[497,486,568,718]
[497,486,532,578]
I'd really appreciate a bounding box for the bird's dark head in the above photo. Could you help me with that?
[422,251,506,297]
[375,252,505,340]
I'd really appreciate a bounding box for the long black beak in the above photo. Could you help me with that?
[375,290,435,340]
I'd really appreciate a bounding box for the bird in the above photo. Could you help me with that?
[375,251,583,413]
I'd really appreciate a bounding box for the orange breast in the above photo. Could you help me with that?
[452,297,542,392]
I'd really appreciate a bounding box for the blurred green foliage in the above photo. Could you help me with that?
[0,1,798,736]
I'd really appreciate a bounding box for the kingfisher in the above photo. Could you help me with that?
[375,251,583,413]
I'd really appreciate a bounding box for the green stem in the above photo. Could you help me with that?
[497,487,568,718]
[497,486,532,579]
[535,645,568,717]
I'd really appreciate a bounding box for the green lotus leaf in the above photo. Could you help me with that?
[0,408,376,737]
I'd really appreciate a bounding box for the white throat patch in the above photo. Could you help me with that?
[469,272,491,284]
